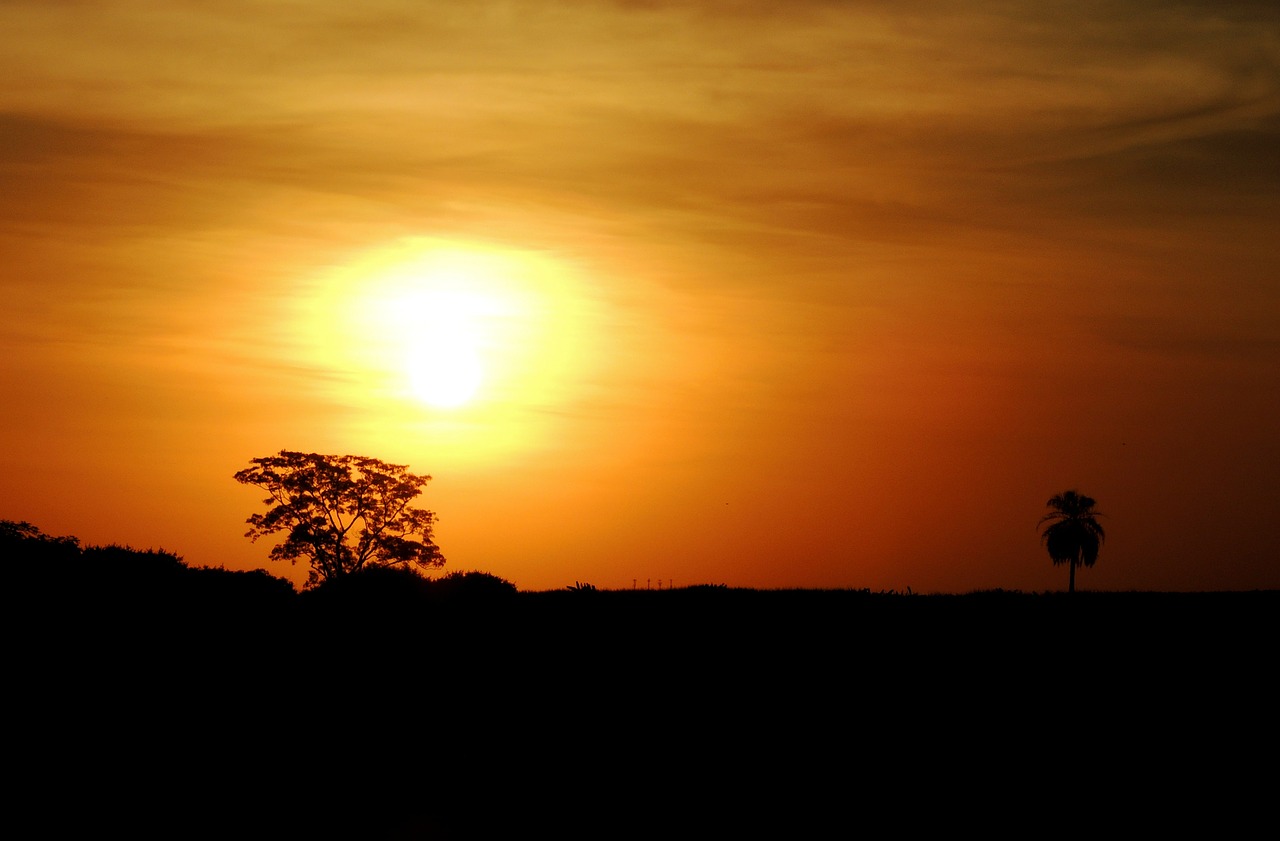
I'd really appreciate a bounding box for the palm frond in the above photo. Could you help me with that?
[1038,488,1106,577]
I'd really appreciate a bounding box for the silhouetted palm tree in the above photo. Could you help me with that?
[1038,490,1105,594]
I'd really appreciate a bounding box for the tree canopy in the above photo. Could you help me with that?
[1037,490,1106,594]
[233,450,445,588]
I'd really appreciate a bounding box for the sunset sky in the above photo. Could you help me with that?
[3,1,1277,594]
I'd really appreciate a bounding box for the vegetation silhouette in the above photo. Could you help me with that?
[4,519,295,620]
[1037,489,1106,593]
[296,565,518,629]
[5,517,1274,838]
[233,450,444,588]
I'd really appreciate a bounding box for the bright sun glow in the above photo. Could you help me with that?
[293,236,605,462]
[404,307,484,408]
[373,268,511,409]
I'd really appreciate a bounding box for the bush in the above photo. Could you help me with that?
[301,564,433,611]
[427,570,519,602]
[186,565,298,609]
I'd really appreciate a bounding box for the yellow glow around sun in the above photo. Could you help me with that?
[293,236,604,462]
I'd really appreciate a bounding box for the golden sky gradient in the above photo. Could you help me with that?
[3,1,1277,593]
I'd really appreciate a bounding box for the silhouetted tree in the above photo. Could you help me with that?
[5,519,83,592]
[233,450,445,589]
[1037,490,1106,594]
[2,519,80,552]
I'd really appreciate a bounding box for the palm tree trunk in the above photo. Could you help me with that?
[1069,559,1076,594]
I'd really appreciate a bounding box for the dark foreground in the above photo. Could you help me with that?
[10,587,1277,838]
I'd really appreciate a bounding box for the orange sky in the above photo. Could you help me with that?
[2,1,1277,593]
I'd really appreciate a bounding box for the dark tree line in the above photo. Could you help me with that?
[4,517,516,622]
[4,519,297,616]
[6,450,1113,625]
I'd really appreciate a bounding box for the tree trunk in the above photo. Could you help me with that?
[1069,559,1076,594]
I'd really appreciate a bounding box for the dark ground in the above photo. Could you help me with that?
[9,587,1276,837]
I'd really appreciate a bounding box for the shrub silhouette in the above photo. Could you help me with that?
[184,565,298,613]
[5,519,297,623]
[428,570,519,602]
[5,519,82,582]
[299,563,433,616]
[81,543,186,582]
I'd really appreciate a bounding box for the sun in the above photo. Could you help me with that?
[354,246,531,410]
[293,236,605,457]
[405,330,483,408]
[398,289,489,408]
